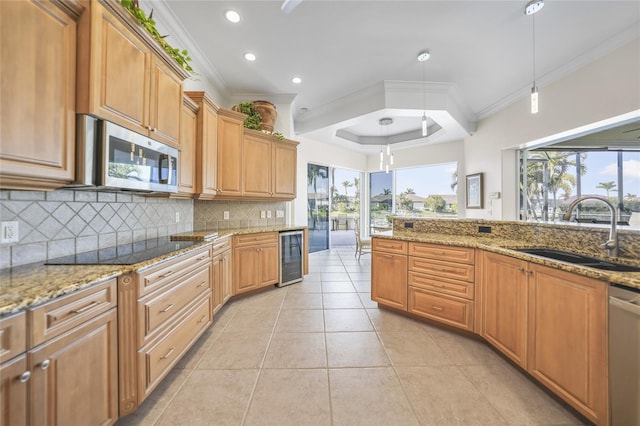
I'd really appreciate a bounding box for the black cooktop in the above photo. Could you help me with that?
[46,238,196,265]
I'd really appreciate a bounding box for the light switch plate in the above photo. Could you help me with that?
[267,211,272,218]
[260,211,266,219]
[223,211,230,220]
[276,210,284,218]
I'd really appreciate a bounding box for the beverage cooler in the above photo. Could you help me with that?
[278,230,304,287]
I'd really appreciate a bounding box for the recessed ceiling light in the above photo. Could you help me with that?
[225,10,241,23]
[417,50,430,62]
[244,53,256,61]
[292,77,302,84]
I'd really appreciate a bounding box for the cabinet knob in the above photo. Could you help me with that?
[40,359,51,370]
[19,371,31,383]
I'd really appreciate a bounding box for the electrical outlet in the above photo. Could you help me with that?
[276,210,284,218]
[223,211,230,220]
[260,211,266,219]
[267,210,272,218]
[175,212,180,223]
[1,221,19,243]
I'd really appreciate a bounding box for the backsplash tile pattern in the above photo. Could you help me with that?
[0,190,194,269]
[193,200,288,231]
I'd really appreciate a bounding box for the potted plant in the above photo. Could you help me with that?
[232,101,284,139]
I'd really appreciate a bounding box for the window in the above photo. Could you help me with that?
[369,162,458,230]
[519,150,640,225]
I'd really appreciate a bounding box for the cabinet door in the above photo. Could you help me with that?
[481,252,528,368]
[211,253,223,315]
[0,355,28,426]
[29,310,118,426]
[272,142,297,199]
[178,99,197,193]
[233,246,261,294]
[259,244,279,287]
[243,134,272,197]
[527,264,608,425]
[371,252,408,310]
[200,103,218,196]
[89,2,150,135]
[149,57,183,146]
[0,0,76,189]
[216,112,244,196]
[221,250,233,304]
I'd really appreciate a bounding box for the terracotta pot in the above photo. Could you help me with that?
[253,100,277,133]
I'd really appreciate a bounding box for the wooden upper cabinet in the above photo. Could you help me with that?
[272,140,297,198]
[0,0,81,190]
[185,92,219,199]
[243,133,272,197]
[177,96,198,194]
[216,109,245,197]
[76,0,187,146]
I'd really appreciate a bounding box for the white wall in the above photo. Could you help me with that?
[465,38,640,220]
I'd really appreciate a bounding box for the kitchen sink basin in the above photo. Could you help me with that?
[516,248,640,273]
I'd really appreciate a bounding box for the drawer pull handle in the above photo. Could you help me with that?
[431,306,444,311]
[40,359,51,370]
[383,254,393,258]
[196,256,207,261]
[160,304,175,313]
[160,347,175,360]
[197,281,207,288]
[19,371,31,383]
[159,271,174,279]
[71,300,101,314]
[198,315,207,323]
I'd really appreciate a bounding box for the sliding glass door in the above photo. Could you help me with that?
[307,163,329,252]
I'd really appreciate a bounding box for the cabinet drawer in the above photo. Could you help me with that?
[0,312,26,363]
[234,232,278,247]
[138,295,211,398]
[408,287,473,331]
[408,243,474,264]
[138,264,211,346]
[372,238,408,255]
[408,271,474,300]
[408,257,474,282]
[211,236,231,256]
[138,246,211,297]
[29,278,117,347]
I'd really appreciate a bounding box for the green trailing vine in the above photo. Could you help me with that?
[120,0,194,74]
[234,101,262,131]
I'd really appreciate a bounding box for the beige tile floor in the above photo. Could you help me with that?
[116,246,588,426]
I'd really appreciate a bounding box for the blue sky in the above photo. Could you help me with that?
[370,162,458,197]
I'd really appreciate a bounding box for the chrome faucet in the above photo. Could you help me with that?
[562,195,618,257]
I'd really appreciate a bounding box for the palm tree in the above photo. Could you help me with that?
[382,188,391,195]
[405,188,416,194]
[625,193,637,200]
[596,181,617,198]
[451,170,458,192]
[341,180,352,196]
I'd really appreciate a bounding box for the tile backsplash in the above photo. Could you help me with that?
[0,190,194,269]
[0,190,290,269]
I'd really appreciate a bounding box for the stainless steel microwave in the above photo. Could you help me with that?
[71,115,178,193]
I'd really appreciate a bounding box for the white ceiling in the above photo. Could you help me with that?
[161,0,640,152]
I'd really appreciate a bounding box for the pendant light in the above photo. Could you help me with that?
[417,50,430,136]
[379,117,393,173]
[525,0,544,114]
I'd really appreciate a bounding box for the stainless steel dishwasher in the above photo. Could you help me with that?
[609,284,640,425]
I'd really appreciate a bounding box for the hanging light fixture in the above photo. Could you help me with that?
[417,50,430,136]
[525,0,544,114]
[379,117,393,173]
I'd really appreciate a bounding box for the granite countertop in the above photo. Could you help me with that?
[373,230,640,290]
[0,226,308,317]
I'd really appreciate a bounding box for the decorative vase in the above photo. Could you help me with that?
[252,100,277,133]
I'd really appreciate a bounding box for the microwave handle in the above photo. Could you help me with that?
[158,154,173,184]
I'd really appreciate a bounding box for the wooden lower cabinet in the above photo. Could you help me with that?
[481,251,529,368]
[211,238,232,315]
[408,287,473,331]
[233,233,279,295]
[527,263,608,425]
[29,309,118,426]
[0,354,28,426]
[371,239,408,310]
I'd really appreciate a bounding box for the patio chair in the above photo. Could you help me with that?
[353,218,371,260]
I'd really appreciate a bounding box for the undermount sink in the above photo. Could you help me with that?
[516,248,640,273]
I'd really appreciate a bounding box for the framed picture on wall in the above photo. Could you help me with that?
[466,173,483,209]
